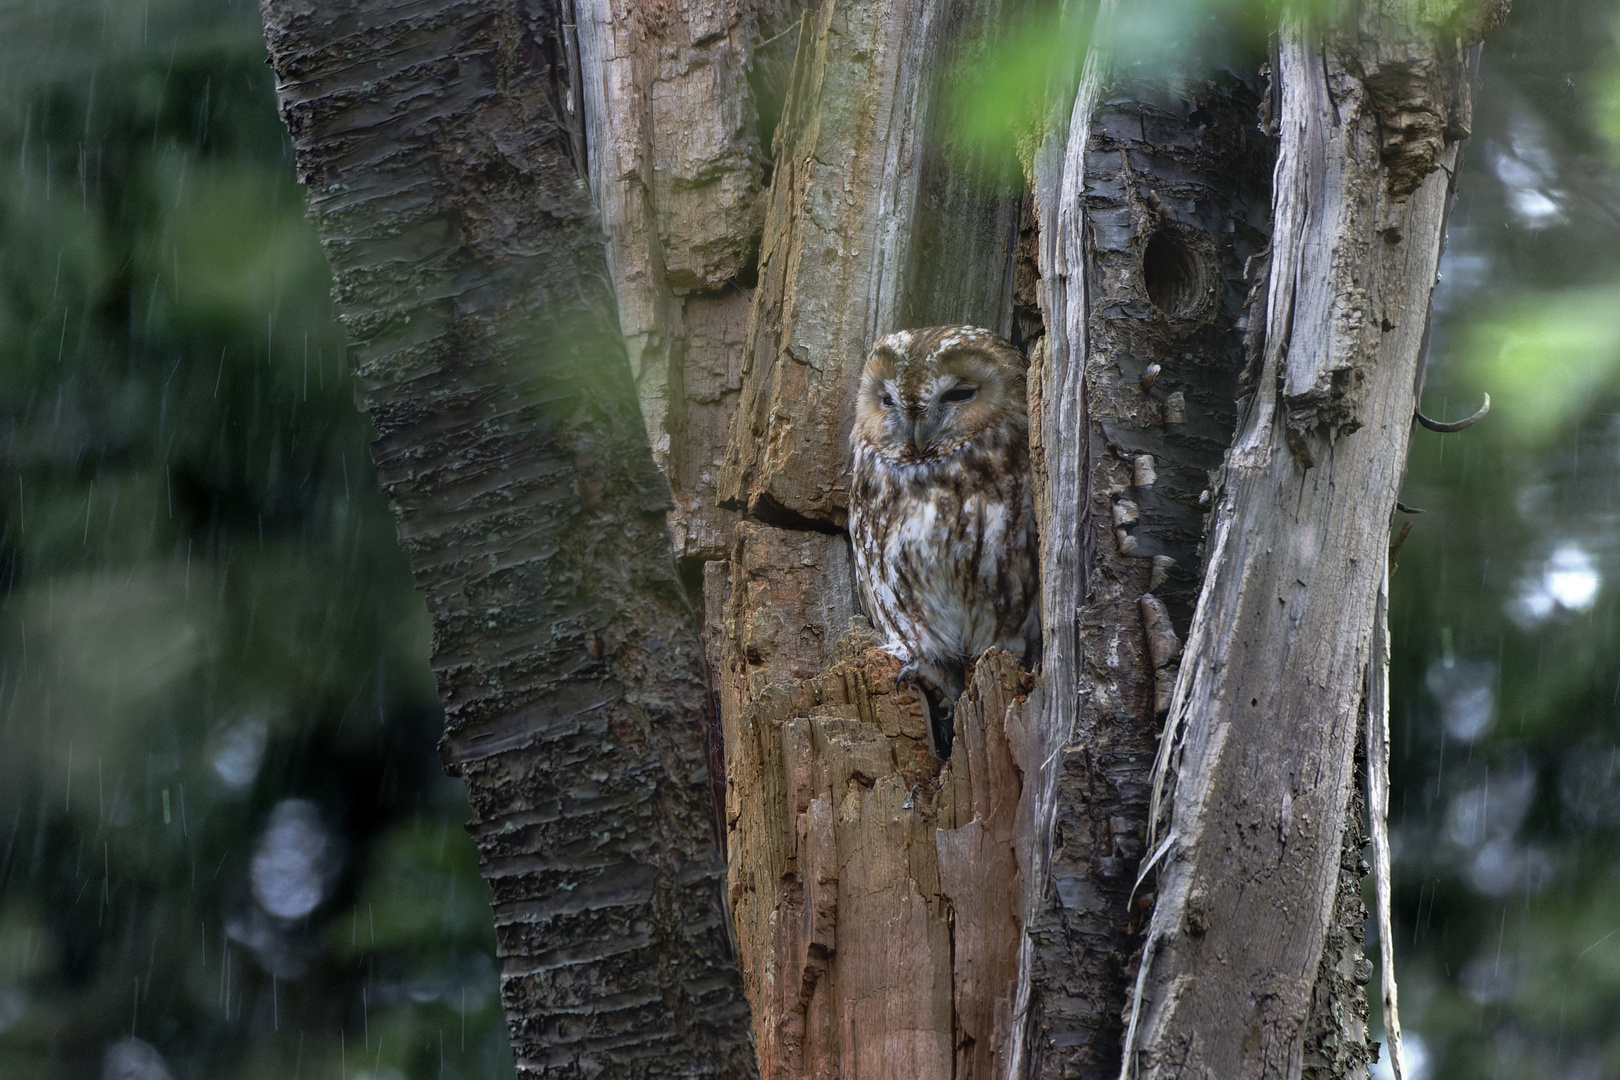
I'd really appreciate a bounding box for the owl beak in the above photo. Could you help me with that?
[911,412,939,452]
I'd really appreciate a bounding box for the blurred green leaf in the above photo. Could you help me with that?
[946,6,1083,172]
[1457,284,1620,445]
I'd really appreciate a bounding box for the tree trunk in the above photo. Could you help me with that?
[1015,33,1276,1076]
[261,0,1502,1076]
[1120,12,1497,1076]
[258,2,756,1076]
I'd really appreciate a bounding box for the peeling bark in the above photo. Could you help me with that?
[1124,16,1478,1079]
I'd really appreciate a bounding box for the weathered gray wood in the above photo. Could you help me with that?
[1302,757,1375,1079]
[1008,31,1100,1072]
[718,0,1023,529]
[258,1,757,1075]
[1123,20,1473,1078]
[1364,569,1403,1079]
[574,0,780,563]
[1018,11,1274,1073]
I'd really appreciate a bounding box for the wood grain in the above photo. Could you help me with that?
[1125,22,1471,1078]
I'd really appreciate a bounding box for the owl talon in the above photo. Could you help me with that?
[929,699,956,760]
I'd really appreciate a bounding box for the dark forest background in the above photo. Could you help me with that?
[0,1,514,1076]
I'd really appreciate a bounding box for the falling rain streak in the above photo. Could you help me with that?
[0,3,509,1078]
[1384,2,1620,1069]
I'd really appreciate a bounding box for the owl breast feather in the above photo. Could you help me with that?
[848,440,1039,686]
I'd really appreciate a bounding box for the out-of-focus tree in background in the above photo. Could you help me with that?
[6,0,1620,1075]
[0,0,513,1077]
[1387,0,1620,1075]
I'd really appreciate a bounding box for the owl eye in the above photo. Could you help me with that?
[880,392,895,409]
[942,385,979,404]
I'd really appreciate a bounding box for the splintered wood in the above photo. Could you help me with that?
[720,622,1033,1080]
[575,0,771,561]
[577,0,1037,1072]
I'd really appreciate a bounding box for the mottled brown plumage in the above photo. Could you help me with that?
[848,326,1039,754]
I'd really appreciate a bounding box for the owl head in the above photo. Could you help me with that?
[853,326,1029,463]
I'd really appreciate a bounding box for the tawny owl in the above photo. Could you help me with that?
[848,326,1040,755]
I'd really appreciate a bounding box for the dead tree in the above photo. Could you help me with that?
[261,0,1503,1075]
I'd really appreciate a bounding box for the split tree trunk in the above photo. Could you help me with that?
[575,3,1033,1072]
[582,0,1498,1075]
[262,0,1501,1075]
[1120,12,1498,1077]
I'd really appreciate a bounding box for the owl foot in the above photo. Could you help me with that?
[896,659,934,693]
[928,696,957,760]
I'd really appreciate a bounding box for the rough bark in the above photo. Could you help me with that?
[1301,739,1375,1080]
[257,1,755,1075]
[1122,13,1488,1078]
[1017,26,1274,1076]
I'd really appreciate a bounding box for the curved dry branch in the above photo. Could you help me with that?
[1415,391,1490,432]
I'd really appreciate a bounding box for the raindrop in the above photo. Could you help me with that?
[1426,658,1496,743]
[1491,112,1567,229]
[249,798,339,919]
[102,1038,173,1080]
[1544,544,1599,610]
[1445,760,1535,852]
[209,714,268,789]
[1468,837,1554,898]
[1558,737,1620,827]
[0,983,27,1035]
[1461,946,1518,1004]
[1509,542,1600,627]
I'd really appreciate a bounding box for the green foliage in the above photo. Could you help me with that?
[1459,285,1620,445]
[0,2,510,1078]
[944,0,1306,172]
[945,0,1509,175]
[946,6,1083,175]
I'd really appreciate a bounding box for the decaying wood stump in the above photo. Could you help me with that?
[719,622,1033,1079]
[578,0,1038,1064]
